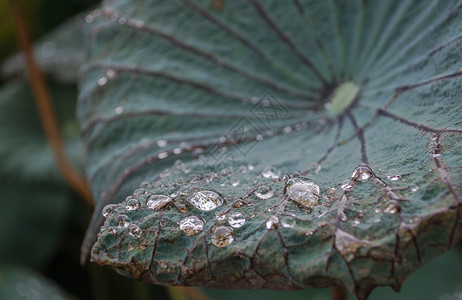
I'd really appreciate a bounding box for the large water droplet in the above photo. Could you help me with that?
[261,166,281,179]
[266,216,279,230]
[351,166,372,182]
[254,185,273,200]
[228,212,246,228]
[285,178,320,211]
[128,224,142,238]
[115,215,131,228]
[146,194,172,210]
[125,198,140,211]
[102,204,118,218]
[281,216,296,228]
[211,226,235,247]
[179,216,205,236]
[187,190,224,211]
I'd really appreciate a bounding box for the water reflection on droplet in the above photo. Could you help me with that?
[230,178,240,186]
[351,166,372,182]
[97,76,108,86]
[115,215,131,228]
[187,190,224,211]
[266,216,279,229]
[384,201,399,214]
[211,226,235,247]
[285,178,320,211]
[147,194,172,210]
[309,162,321,174]
[114,105,124,115]
[134,188,146,196]
[128,224,142,238]
[281,216,296,228]
[157,139,167,147]
[341,179,354,191]
[262,166,281,179]
[228,212,246,228]
[386,169,401,181]
[409,184,419,192]
[179,216,204,236]
[102,204,118,217]
[254,185,273,200]
[124,198,139,211]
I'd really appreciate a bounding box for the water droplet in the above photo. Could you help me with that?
[372,215,381,223]
[351,166,372,182]
[157,140,167,147]
[352,219,361,227]
[341,179,354,191]
[158,151,169,159]
[266,216,279,230]
[261,166,281,179]
[175,202,189,213]
[134,188,146,196]
[386,169,401,181]
[188,174,200,182]
[125,198,140,211]
[97,76,108,86]
[85,14,94,23]
[230,178,240,186]
[215,212,226,221]
[248,164,255,171]
[285,178,320,211]
[118,17,127,24]
[234,200,244,208]
[204,172,216,183]
[128,224,141,238]
[107,226,116,235]
[340,211,348,222]
[228,212,246,228]
[282,126,292,134]
[147,194,172,210]
[254,185,273,200]
[173,147,182,154]
[409,184,419,192]
[211,226,235,247]
[309,162,321,174]
[102,204,118,217]
[281,216,296,228]
[384,201,399,214]
[106,69,116,79]
[115,215,131,228]
[249,213,256,218]
[187,190,224,211]
[179,216,204,236]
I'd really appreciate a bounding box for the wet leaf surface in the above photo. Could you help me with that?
[79,1,462,298]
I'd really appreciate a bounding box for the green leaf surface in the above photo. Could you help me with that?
[79,1,462,298]
[0,265,76,300]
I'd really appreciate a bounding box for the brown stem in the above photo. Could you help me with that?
[331,286,347,300]
[8,0,93,205]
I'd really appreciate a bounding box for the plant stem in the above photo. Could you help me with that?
[8,0,93,205]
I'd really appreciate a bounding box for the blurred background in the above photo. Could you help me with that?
[0,1,462,299]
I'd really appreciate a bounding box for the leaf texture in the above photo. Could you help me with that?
[79,1,462,298]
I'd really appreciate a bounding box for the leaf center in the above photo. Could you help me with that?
[326,82,360,115]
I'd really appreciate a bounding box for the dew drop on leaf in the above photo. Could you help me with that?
[285,178,320,211]
[125,198,140,211]
[128,224,142,238]
[146,194,172,210]
[227,212,246,228]
[187,190,224,211]
[115,215,131,228]
[179,216,205,236]
[266,216,279,230]
[261,166,281,179]
[281,216,296,229]
[102,204,118,218]
[254,185,274,200]
[211,226,235,247]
